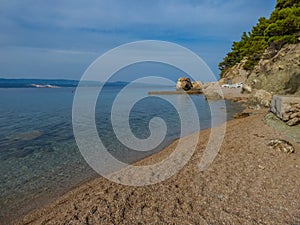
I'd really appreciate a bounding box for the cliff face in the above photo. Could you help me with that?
[218,0,300,96]
[219,58,249,85]
[220,42,300,96]
[248,43,300,95]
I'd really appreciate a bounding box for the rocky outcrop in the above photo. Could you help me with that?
[176,77,203,91]
[191,81,203,90]
[176,77,193,91]
[220,43,300,96]
[248,89,272,109]
[247,43,300,95]
[270,95,300,126]
[219,58,250,85]
[241,84,252,94]
[264,112,300,143]
[203,82,223,100]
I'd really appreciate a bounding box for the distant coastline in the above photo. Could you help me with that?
[0,78,171,88]
[0,78,132,88]
[0,78,79,88]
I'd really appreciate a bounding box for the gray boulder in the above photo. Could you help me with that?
[203,82,223,100]
[270,95,300,126]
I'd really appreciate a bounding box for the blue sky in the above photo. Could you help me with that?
[0,0,276,80]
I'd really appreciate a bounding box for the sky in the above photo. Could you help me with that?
[0,0,276,81]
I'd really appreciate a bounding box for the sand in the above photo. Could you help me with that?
[14,89,300,225]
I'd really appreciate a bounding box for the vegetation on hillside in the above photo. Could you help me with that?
[219,0,300,77]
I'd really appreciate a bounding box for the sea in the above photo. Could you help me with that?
[0,79,243,223]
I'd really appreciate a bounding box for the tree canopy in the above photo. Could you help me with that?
[219,0,300,77]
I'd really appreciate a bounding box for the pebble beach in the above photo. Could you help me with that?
[14,89,300,225]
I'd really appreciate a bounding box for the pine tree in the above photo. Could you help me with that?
[219,0,300,77]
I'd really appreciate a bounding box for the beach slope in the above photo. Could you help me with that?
[16,109,300,225]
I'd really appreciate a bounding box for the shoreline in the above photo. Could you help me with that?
[14,89,300,224]
[2,89,243,225]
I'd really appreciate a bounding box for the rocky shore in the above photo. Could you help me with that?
[14,89,300,225]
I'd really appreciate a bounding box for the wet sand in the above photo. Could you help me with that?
[15,89,300,225]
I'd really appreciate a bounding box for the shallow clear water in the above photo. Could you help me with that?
[0,86,243,222]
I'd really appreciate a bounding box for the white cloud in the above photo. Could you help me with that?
[0,0,276,78]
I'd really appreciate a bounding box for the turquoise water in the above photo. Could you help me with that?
[0,86,243,222]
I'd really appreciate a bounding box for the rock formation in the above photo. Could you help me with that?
[241,84,252,94]
[270,95,300,126]
[176,78,203,91]
[191,81,203,90]
[219,57,250,85]
[247,43,300,96]
[202,82,223,101]
[176,77,193,91]
[248,89,272,109]
[220,43,300,96]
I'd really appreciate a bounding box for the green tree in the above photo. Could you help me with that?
[219,0,300,77]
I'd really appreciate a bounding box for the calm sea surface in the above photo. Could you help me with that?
[0,86,243,222]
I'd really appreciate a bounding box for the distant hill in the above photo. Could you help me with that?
[0,78,79,88]
[0,79,134,88]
